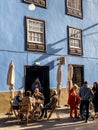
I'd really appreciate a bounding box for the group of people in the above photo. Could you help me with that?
[68,81,98,123]
[12,78,58,120]
[12,78,40,115]
[12,77,98,123]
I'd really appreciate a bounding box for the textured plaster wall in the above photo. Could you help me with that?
[0,0,98,92]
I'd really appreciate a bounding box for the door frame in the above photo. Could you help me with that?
[71,64,84,87]
[24,65,50,104]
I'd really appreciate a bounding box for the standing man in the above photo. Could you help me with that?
[79,81,93,123]
[31,77,42,94]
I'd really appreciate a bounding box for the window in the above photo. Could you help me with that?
[68,26,83,55]
[66,0,83,18]
[26,17,46,52]
[24,0,47,8]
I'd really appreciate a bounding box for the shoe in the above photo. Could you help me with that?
[73,118,78,121]
[85,120,89,123]
[38,116,43,119]
[75,116,79,118]
[44,115,47,118]
[80,115,85,120]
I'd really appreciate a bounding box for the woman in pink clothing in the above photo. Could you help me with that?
[68,84,81,118]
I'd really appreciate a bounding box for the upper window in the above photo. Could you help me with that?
[68,26,83,55]
[24,0,47,8]
[66,0,83,18]
[26,17,46,52]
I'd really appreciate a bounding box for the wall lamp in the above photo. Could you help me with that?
[28,3,36,11]
[57,57,66,65]
[34,62,40,66]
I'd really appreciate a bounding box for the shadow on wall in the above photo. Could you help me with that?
[83,22,98,37]
[33,37,67,67]
[33,22,98,66]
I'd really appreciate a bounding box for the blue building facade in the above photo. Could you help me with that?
[0,0,98,92]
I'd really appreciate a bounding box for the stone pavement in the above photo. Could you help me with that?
[0,107,96,130]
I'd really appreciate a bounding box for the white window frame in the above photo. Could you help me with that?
[69,27,81,49]
[26,17,46,52]
[66,0,83,18]
[68,26,83,55]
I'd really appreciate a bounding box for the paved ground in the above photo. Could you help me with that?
[0,107,97,130]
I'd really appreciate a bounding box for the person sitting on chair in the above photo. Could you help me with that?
[39,89,58,119]
[12,90,23,116]
[21,90,34,111]
[33,87,44,104]
[33,87,44,108]
[19,91,34,121]
[32,87,45,119]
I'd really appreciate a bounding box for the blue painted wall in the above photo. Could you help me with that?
[0,0,98,91]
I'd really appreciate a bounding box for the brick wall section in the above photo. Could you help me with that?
[0,88,69,114]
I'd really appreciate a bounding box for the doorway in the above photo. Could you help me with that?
[72,65,84,87]
[24,65,50,104]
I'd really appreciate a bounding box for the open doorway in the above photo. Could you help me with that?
[24,65,50,104]
[72,65,84,87]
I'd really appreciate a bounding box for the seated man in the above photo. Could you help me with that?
[32,87,45,119]
[33,87,44,108]
[39,89,58,119]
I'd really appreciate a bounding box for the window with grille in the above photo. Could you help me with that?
[66,0,83,18]
[24,0,47,8]
[26,17,46,52]
[68,26,83,55]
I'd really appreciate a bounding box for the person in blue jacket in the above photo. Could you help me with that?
[79,81,93,123]
[31,77,42,93]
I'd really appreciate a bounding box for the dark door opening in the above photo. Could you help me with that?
[24,65,50,104]
[72,65,84,87]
